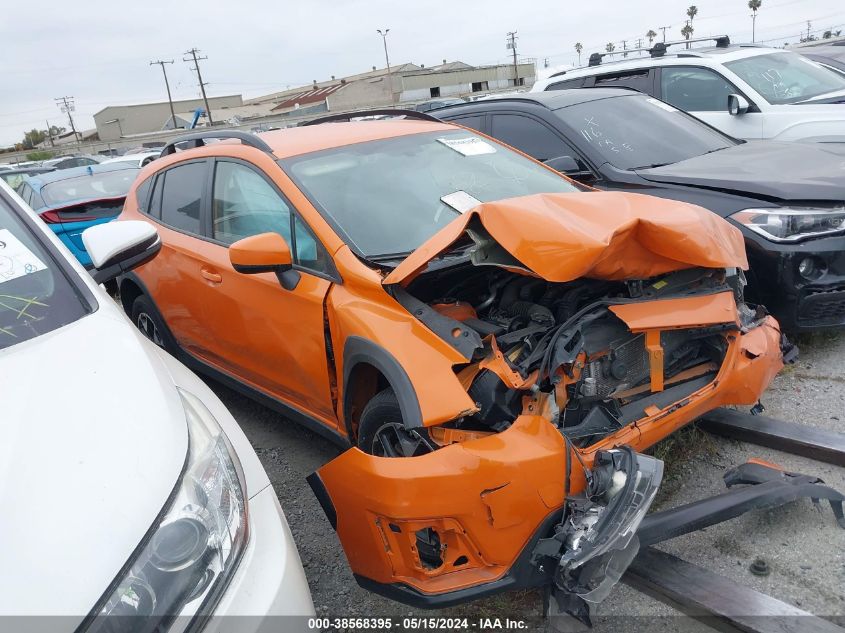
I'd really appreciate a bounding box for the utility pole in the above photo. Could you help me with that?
[659,25,670,42]
[506,31,519,86]
[54,96,78,142]
[622,39,628,57]
[45,120,55,147]
[183,48,213,125]
[150,59,177,130]
[376,29,395,104]
[806,20,812,41]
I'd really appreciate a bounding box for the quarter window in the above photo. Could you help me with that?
[490,114,573,162]
[660,67,740,112]
[546,77,585,91]
[159,162,204,234]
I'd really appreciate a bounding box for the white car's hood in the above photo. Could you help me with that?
[0,308,187,620]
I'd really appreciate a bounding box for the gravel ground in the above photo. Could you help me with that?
[209,330,845,631]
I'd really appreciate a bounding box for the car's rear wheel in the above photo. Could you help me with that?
[131,295,167,349]
[358,389,435,457]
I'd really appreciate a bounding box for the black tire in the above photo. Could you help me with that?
[358,389,434,457]
[131,294,171,351]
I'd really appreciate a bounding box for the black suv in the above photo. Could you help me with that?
[436,89,845,332]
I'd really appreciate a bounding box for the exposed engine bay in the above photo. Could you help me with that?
[397,261,760,449]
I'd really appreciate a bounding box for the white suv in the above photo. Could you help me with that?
[533,38,845,142]
[0,180,314,630]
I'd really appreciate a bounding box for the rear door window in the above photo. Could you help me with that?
[159,162,206,234]
[593,69,653,93]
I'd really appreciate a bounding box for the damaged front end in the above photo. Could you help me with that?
[310,193,790,618]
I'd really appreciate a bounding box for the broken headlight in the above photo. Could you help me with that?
[731,208,845,243]
[557,447,663,603]
[84,388,248,632]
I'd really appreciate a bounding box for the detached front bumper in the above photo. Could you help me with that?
[308,416,662,615]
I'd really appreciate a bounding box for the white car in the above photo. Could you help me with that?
[533,38,845,142]
[101,151,161,168]
[0,180,314,629]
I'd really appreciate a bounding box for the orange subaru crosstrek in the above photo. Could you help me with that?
[117,115,788,620]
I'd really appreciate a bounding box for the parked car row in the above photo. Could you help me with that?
[2,35,842,629]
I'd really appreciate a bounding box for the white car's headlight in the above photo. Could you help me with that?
[85,389,248,632]
[731,208,845,243]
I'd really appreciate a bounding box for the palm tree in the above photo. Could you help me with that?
[681,22,694,47]
[685,6,698,48]
[748,0,762,43]
[605,42,616,53]
[646,29,657,45]
[575,42,583,65]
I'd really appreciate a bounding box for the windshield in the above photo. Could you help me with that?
[39,168,139,208]
[283,130,579,258]
[553,95,735,170]
[725,52,845,104]
[0,194,90,350]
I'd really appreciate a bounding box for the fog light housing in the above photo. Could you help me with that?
[798,256,826,280]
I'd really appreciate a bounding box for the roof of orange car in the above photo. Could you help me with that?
[256,119,455,159]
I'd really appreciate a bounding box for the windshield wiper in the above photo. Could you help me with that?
[366,251,413,263]
[631,162,672,170]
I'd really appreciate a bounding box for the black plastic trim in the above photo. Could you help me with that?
[343,336,423,432]
[306,472,337,530]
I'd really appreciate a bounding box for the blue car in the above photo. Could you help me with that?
[15,163,141,267]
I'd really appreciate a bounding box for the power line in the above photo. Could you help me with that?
[183,48,213,125]
[150,60,177,130]
[54,96,78,141]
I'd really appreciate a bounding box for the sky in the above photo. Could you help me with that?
[2,0,843,146]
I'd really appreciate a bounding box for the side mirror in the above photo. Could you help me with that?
[82,221,160,284]
[727,94,750,116]
[229,232,299,290]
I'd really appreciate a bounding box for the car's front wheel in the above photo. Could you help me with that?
[358,389,435,457]
[131,295,168,349]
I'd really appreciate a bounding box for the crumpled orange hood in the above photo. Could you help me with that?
[383,192,748,285]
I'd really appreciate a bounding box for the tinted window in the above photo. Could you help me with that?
[594,70,651,92]
[725,52,845,104]
[160,162,205,234]
[553,94,734,169]
[451,115,484,131]
[490,114,572,161]
[135,178,152,214]
[661,67,739,111]
[148,174,163,219]
[212,161,291,245]
[284,130,578,258]
[546,78,585,90]
[0,195,90,350]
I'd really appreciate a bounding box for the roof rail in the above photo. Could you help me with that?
[159,130,274,157]
[584,35,731,67]
[301,108,442,126]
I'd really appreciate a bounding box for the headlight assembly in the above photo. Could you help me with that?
[84,389,248,632]
[730,208,845,243]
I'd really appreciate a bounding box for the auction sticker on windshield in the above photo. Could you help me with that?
[437,136,497,156]
[0,229,47,282]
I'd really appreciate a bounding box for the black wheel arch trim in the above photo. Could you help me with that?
[306,472,337,530]
[342,336,424,435]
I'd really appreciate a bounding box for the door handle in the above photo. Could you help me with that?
[200,268,223,283]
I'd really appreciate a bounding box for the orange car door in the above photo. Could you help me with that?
[190,159,338,426]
